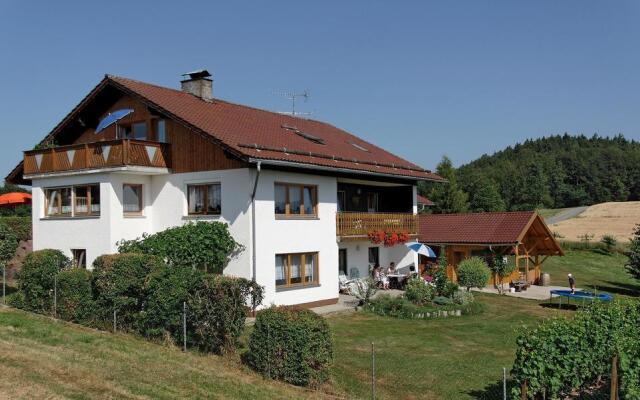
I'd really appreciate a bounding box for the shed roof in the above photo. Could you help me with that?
[418,211,563,255]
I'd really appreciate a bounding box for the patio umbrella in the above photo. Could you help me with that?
[0,192,31,207]
[405,242,436,258]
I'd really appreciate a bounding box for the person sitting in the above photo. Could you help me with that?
[372,264,389,290]
[387,262,396,275]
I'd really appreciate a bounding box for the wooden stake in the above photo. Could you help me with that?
[611,355,618,400]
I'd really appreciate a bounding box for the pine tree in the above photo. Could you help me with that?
[626,225,640,280]
[428,156,468,213]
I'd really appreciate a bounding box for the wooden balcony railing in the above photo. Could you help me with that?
[23,139,171,176]
[336,212,418,239]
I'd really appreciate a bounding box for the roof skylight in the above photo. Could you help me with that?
[281,124,325,145]
[349,142,369,152]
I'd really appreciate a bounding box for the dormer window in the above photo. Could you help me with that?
[117,122,147,140]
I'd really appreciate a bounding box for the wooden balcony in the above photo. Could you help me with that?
[336,211,418,240]
[23,139,171,176]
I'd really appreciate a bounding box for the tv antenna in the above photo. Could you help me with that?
[273,89,312,116]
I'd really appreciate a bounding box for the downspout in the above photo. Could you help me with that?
[250,161,261,282]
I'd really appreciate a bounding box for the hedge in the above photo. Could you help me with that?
[92,253,163,330]
[511,301,640,399]
[0,216,32,242]
[117,221,240,273]
[0,222,18,265]
[16,249,70,313]
[244,306,332,388]
[56,268,94,323]
[139,265,204,342]
[187,274,263,353]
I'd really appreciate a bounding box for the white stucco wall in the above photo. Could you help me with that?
[31,168,417,307]
[252,169,339,306]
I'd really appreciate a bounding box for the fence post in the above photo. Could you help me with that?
[503,367,507,400]
[520,380,527,400]
[113,309,117,332]
[182,301,187,352]
[611,355,618,400]
[371,342,376,400]
[2,262,5,305]
[53,275,57,318]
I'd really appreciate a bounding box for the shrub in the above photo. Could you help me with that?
[433,296,453,305]
[434,247,448,295]
[349,277,377,305]
[452,290,474,305]
[457,257,490,291]
[138,265,204,342]
[117,221,240,273]
[443,281,459,297]
[600,234,617,254]
[17,249,70,313]
[627,225,640,281]
[487,255,516,294]
[0,216,31,242]
[244,306,332,388]
[511,301,640,399]
[56,268,94,323]
[92,253,163,330]
[0,222,18,265]
[187,275,263,354]
[404,277,434,305]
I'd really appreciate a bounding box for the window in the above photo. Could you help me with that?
[368,247,379,267]
[155,119,166,142]
[187,183,221,215]
[275,252,319,290]
[73,184,100,216]
[117,122,147,140]
[338,249,348,276]
[123,184,143,215]
[274,183,317,217]
[71,249,86,269]
[45,184,100,217]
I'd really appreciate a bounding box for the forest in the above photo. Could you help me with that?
[419,134,640,213]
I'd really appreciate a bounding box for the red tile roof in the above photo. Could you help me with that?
[417,194,434,206]
[107,76,443,181]
[418,211,536,244]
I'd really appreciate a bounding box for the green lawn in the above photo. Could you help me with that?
[327,293,570,400]
[0,249,637,399]
[541,249,639,297]
[0,306,330,399]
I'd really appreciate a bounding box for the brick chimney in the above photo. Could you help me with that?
[180,69,213,101]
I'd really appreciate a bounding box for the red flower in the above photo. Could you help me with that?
[368,230,385,244]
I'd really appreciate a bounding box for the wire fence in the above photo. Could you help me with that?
[1,269,620,399]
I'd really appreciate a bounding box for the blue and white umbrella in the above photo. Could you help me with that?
[405,242,437,258]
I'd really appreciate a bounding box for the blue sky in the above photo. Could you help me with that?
[1,1,639,177]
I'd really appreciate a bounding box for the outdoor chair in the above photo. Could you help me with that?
[339,274,354,293]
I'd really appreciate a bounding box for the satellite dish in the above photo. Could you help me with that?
[95,109,134,134]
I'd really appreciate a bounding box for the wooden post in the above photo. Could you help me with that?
[520,380,527,400]
[611,355,618,400]
[123,139,129,165]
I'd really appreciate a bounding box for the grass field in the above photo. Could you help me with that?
[550,201,640,242]
[0,307,330,400]
[536,207,570,219]
[328,293,568,400]
[541,249,639,297]
[0,249,637,399]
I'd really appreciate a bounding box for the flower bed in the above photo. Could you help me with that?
[363,294,484,320]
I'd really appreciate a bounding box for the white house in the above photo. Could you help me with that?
[7,70,443,307]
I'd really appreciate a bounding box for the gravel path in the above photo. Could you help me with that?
[545,206,588,225]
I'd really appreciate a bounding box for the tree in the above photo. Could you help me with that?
[600,234,617,254]
[457,257,490,291]
[427,156,468,214]
[465,173,506,212]
[626,225,640,280]
[488,255,516,294]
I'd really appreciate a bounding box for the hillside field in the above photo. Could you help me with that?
[548,201,640,242]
